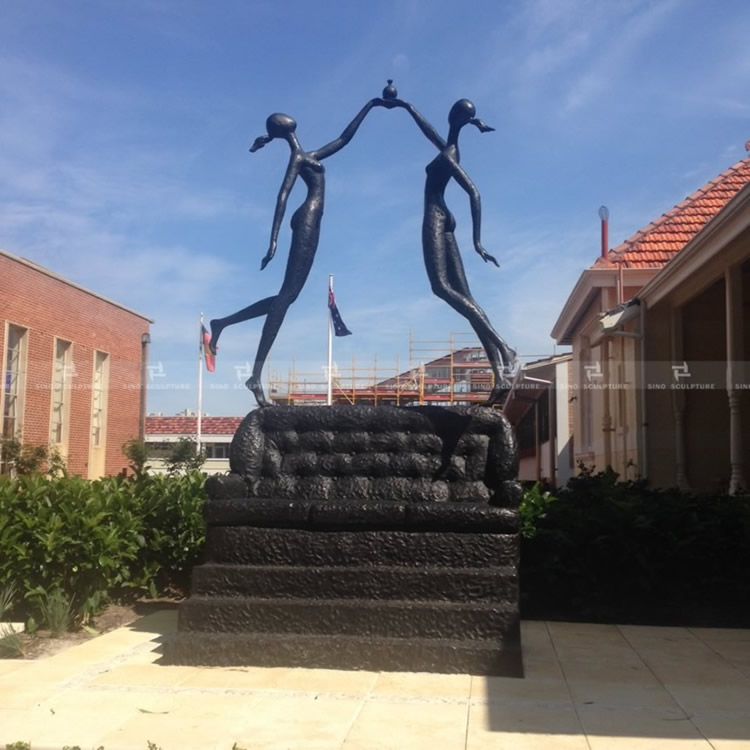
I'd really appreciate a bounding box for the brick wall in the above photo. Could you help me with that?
[0,252,151,477]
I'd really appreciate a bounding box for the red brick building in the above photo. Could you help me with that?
[1,249,152,478]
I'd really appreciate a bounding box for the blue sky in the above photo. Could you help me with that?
[2,0,749,415]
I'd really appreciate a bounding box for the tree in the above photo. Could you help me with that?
[164,438,205,475]
[122,438,150,478]
[0,438,66,476]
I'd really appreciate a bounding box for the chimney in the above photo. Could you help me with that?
[598,205,609,260]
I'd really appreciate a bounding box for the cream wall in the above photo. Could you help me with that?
[572,299,641,478]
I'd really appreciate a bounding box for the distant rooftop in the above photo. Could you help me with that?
[145,416,242,435]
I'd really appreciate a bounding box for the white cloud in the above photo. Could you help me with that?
[562,0,680,113]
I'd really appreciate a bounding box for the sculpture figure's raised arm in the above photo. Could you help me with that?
[261,158,299,270]
[390,99,446,151]
[450,160,499,267]
[311,98,386,161]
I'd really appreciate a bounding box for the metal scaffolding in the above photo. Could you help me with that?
[267,332,496,406]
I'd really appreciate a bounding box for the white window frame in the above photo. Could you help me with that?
[91,350,110,449]
[50,338,73,448]
[1,323,29,473]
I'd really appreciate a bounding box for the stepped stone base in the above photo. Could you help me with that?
[164,405,523,676]
[166,631,522,676]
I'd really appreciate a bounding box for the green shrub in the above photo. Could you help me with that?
[521,467,750,624]
[130,472,207,596]
[123,438,150,478]
[0,438,66,476]
[519,482,556,539]
[0,472,207,625]
[164,438,205,475]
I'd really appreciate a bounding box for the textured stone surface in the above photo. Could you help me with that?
[190,563,518,602]
[204,497,519,533]
[205,527,518,568]
[170,404,522,675]
[165,631,523,676]
[204,473,247,499]
[178,597,518,640]
[229,404,519,506]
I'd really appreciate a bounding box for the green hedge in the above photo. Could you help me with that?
[2,464,748,630]
[520,469,750,625]
[0,472,206,625]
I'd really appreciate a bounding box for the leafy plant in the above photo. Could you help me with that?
[0,438,66,476]
[0,583,16,620]
[519,483,557,539]
[521,467,750,624]
[123,438,150,478]
[164,438,206,475]
[0,471,207,625]
[130,471,207,595]
[0,583,24,658]
[36,588,74,636]
[0,629,25,658]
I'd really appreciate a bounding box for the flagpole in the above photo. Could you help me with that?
[327,275,333,406]
[197,312,203,454]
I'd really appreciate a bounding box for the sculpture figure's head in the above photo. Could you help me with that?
[250,113,298,152]
[448,99,476,128]
[448,99,495,134]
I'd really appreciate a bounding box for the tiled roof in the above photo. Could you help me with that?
[145,416,243,435]
[594,155,750,269]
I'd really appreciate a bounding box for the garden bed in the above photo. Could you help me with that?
[2,599,180,660]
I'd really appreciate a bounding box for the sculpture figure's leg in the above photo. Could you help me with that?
[429,230,517,371]
[209,296,275,353]
[246,298,293,407]
[246,210,320,407]
[441,244,513,405]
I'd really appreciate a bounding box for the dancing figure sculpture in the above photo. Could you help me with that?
[208,97,391,407]
[390,96,516,405]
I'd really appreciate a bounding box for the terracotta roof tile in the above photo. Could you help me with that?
[594,156,750,269]
[145,416,243,435]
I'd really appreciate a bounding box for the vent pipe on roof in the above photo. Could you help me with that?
[598,205,609,260]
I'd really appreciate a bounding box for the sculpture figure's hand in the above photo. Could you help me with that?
[470,118,495,134]
[372,97,398,110]
[261,244,276,270]
[477,245,500,267]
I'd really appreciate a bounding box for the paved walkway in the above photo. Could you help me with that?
[0,611,748,749]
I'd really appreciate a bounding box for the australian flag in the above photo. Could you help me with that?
[328,289,352,337]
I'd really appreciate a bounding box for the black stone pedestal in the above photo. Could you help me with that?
[164,405,523,676]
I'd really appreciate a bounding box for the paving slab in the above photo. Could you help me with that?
[0,612,748,749]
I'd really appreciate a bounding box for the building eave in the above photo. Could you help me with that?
[552,265,658,346]
[638,183,750,308]
[551,268,616,346]
[0,248,154,324]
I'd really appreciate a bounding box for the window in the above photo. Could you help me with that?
[1,325,28,474]
[2,325,27,442]
[50,339,72,445]
[147,441,174,459]
[91,351,109,448]
[204,442,229,459]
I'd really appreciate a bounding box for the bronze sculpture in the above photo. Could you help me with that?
[210,84,514,408]
[208,97,392,407]
[388,95,517,406]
